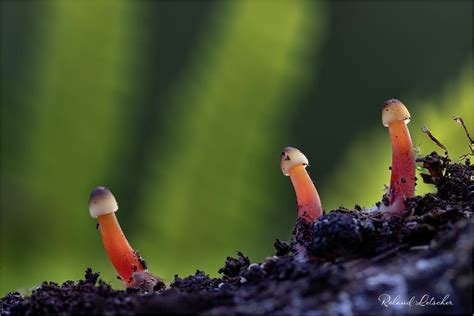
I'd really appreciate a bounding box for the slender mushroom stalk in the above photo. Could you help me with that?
[280,147,323,223]
[89,187,163,290]
[380,99,416,215]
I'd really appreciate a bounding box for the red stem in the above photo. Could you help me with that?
[386,120,416,212]
[289,165,323,222]
[98,213,144,285]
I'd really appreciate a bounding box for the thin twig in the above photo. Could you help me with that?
[453,115,474,157]
[422,126,449,157]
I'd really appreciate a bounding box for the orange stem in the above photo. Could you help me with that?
[288,164,323,222]
[387,120,416,212]
[98,213,144,285]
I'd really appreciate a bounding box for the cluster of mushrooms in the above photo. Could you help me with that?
[88,99,415,290]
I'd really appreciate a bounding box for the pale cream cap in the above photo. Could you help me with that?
[280,147,309,176]
[382,99,411,127]
[89,187,118,218]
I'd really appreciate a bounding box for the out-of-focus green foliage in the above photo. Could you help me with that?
[323,66,473,210]
[136,0,326,281]
[1,0,472,295]
[1,0,138,293]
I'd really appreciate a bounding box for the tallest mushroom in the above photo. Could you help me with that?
[380,99,416,215]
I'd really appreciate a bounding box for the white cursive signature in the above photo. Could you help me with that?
[378,294,453,307]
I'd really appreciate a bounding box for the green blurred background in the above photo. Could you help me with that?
[1,0,472,295]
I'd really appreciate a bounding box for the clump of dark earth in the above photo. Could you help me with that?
[2,152,472,315]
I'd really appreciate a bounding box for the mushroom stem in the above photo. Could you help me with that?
[281,147,323,223]
[381,99,416,215]
[97,212,144,285]
[388,120,416,205]
[288,164,322,222]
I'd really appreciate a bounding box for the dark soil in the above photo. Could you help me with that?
[1,152,473,315]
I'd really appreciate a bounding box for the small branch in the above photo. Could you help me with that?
[422,126,449,157]
[453,115,474,157]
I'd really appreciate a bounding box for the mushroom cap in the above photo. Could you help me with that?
[89,186,118,218]
[280,147,309,176]
[382,99,411,127]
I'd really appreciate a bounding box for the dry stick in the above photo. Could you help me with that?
[421,126,451,178]
[453,115,474,157]
[421,126,449,157]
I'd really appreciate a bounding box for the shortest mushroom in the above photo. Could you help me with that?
[281,147,323,223]
[89,187,164,291]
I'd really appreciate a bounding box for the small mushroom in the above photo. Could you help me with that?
[89,187,163,290]
[380,99,416,215]
[280,147,323,222]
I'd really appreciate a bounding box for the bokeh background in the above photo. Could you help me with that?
[1,0,472,295]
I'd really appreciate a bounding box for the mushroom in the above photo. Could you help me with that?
[281,147,323,222]
[380,99,416,215]
[89,187,163,290]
